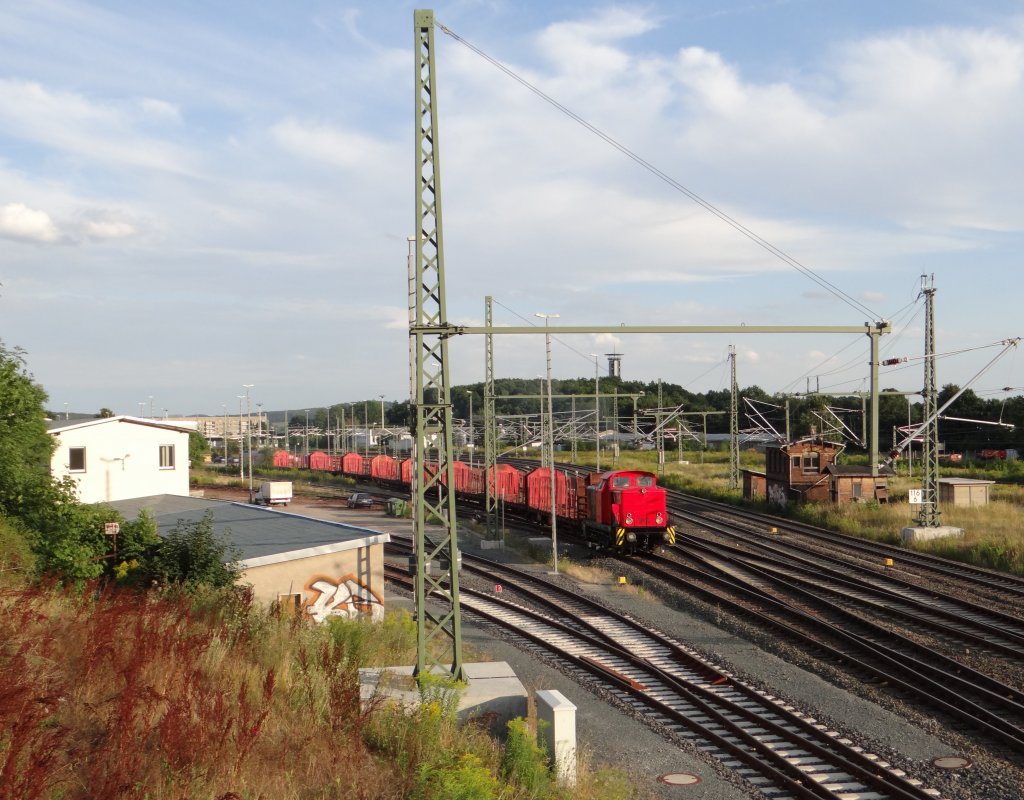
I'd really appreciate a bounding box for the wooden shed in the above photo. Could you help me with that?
[826,464,892,504]
[938,477,995,507]
[742,470,767,500]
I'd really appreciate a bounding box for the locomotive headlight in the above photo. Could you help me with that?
[625,513,633,525]
[656,512,664,525]
[626,531,637,542]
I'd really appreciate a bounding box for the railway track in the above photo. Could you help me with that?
[384,542,948,800]
[674,492,1024,605]
[630,546,1024,754]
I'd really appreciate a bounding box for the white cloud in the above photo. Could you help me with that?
[270,118,396,170]
[83,219,136,240]
[0,79,196,175]
[139,97,181,121]
[0,202,59,243]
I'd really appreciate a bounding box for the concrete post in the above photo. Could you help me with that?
[536,689,577,786]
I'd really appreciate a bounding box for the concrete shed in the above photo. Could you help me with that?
[107,495,390,622]
[938,477,995,507]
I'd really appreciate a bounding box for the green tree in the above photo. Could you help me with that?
[96,407,114,418]
[189,430,210,464]
[146,511,242,590]
[0,341,58,522]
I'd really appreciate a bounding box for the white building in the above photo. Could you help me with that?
[48,416,198,504]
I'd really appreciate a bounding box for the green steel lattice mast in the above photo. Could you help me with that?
[411,8,464,680]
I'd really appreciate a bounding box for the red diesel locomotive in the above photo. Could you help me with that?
[271,450,675,553]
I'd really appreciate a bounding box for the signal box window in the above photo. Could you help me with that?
[69,447,86,472]
[791,455,800,469]
[159,445,175,469]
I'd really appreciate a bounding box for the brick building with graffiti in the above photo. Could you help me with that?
[108,495,389,622]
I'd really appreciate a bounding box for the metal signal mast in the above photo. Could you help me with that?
[729,345,739,489]
[918,275,940,527]
[411,8,464,680]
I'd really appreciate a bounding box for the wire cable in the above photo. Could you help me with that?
[436,21,881,322]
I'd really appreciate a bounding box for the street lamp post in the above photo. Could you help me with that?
[535,312,560,574]
[467,391,474,467]
[364,400,369,457]
[304,409,310,457]
[379,394,386,454]
[237,396,245,479]
[222,404,229,465]
[148,395,154,419]
[242,385,254,501]
[64,402,69,420]
[340,406,346,453]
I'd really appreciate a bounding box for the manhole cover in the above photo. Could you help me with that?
[932,756,972,770]
[658,772,701,786]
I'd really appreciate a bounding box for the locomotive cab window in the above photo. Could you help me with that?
[636,475,654,487]
[612,476,631,488]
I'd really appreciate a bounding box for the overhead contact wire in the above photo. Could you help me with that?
[436,21,881,322]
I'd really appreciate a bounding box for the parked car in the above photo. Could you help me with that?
[348,492,375,509]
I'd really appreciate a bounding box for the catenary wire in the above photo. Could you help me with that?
[436,21,881,322]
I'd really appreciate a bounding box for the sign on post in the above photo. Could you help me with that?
[104,522,120,535]
[908,489,923,505]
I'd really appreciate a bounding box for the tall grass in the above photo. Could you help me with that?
[0,583,646,800]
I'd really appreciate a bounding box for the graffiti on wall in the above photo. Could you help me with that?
[767,483,788,508]
[304,574,385,623]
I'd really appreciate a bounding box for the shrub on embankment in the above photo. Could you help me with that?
[0,583,641,800]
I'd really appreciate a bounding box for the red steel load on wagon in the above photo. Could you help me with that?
[342,452,370,477]
[370,454,399,483]
[525,466,578,520]
[486,463,525,506]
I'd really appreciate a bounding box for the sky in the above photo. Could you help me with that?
[2,0,1024,417]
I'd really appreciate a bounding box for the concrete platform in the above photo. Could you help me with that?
[900,525,964,544]
[359,661,527,739]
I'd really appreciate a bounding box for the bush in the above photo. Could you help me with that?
[501,717,551,794]
[145,510,242,590]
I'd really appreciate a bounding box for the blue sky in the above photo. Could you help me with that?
[2,1,1023,416]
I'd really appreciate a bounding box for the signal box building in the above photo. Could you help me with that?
[745,438,890,507]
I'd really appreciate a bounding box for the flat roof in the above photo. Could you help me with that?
[937,477,995,486]
[104,495,389,569]
[48,415,198,434]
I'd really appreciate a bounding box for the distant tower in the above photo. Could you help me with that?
[606,352,622,379]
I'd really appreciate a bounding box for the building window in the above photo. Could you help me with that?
[852,482,863,499]
[69,447,86,472]
[159,445,175,469]
[791,455,800,469]
[803,453,820,473]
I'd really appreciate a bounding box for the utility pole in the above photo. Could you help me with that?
[243,384,254,501]
[483,296,499,540]
[536,313,559,574]
[918,275,940,527]
[591,354,600,470]
[411,8,464,680]
[656,378,664,475]
[729,345,739,490]
[237,396,245,479]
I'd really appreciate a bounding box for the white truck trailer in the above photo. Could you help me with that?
[254,481,293,507]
